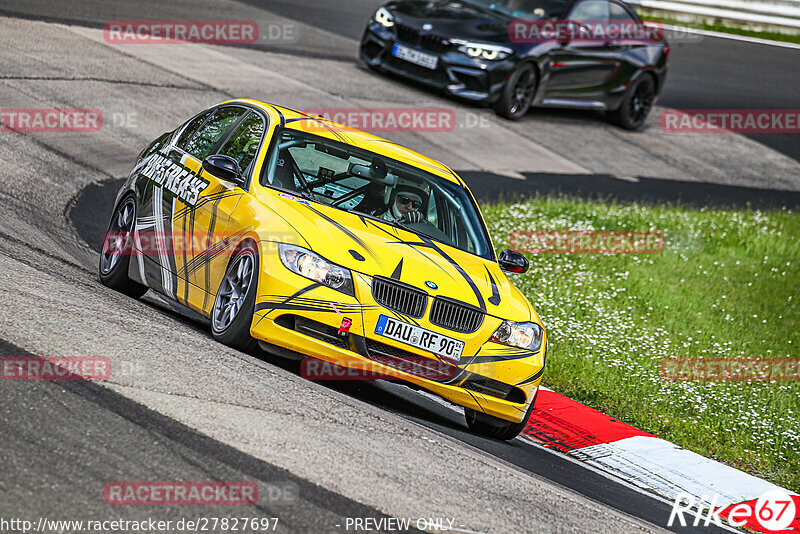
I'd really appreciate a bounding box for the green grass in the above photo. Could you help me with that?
[637,9,800,45]
[481,196,800,491]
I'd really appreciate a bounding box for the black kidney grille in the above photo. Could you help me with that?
[372,277,428,318]
[395,23,451,54]
[429,297,484,333]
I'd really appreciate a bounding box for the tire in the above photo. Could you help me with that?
[210,241,259,352]
[99,194,149,298]
[606,73,656,130]
[465,389,538,440]
[493,64,538,120]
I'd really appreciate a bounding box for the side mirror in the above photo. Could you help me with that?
[498,248,529,274]
[556,21,574,45]
[202,155,243,186]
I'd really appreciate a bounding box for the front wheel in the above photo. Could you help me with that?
[464,390,538,440]
[99,194,148,298]
[493,64,538,120]
[211,241,259,352]
[606,74,656,130]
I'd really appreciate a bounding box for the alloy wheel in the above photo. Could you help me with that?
[212,251,255,333]
[100,197,135,275]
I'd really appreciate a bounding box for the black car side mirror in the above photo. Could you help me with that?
[202,155,244,186]
[498,248,529,274]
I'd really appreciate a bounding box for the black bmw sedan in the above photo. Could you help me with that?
[360,0,669,129]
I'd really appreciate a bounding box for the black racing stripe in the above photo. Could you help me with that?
[175,189,239,219]
[183,231,239,276]
[364,220,455,281]
[184,202,196,304]
[303,205,382,267]
[166,198,178,299]
[270,211,312,249]
[390,259,403,280]
[485,265,501,306]
[284,116,349,144]
[418,236,485,311]
[202,185,228,309]
[516,366,546,387]
[278,282,322,306]
[254,302,336,314]
[470,346,540,364]
[268,105,286,127]
[465,389,486,412]
[178,200,189,304]
[184,240,232,278]
[388,310,420,327]
[441,162,467,188]
[184,228,250,277]
[268,297,374,312]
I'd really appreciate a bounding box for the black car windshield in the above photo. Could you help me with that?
[261,127,494,260]
[461,0,569,19]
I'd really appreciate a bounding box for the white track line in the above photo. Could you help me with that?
[514,435,743,533]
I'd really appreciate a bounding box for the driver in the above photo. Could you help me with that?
[381,181,429,224]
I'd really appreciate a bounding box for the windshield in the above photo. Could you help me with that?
[462,0,570,19]
[260,127,494,260]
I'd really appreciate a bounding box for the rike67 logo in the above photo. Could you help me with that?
[669,490,798,531]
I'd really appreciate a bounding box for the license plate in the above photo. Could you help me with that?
[374,315,463,362]
[392,43,438,70]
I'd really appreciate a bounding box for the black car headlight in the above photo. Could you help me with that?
[453,40,512,61]
[278,244,354,296]
[374,7,395,28]
[490,320,543,351]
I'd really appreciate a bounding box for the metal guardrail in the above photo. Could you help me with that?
[626,0,800,30]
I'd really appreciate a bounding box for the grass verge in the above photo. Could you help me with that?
[481,196,799,491]
[638,10,800,45]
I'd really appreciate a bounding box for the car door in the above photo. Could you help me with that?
[130,107,217,300]
[545,0,623,98]
[136,105,248,311]
[175,107,267,314]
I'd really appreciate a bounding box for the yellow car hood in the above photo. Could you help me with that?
[269,194,533,322]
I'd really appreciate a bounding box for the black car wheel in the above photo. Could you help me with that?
[211,241,259,352]
[99,194,149,298]
[607,74,656,130]
[464,389,538,440]
[493,64,538,120]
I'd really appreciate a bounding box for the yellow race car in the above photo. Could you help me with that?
[99,99,546,439]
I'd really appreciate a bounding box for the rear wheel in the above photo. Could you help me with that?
[99,194,148,298]
[606,74,656,130]
[465,390,538,440]
[493,64,538,120]
[211,241,259,352]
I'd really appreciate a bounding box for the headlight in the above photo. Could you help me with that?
[374,7,395,28]
[278,244,354,296]
[453,40,512,61]
[490,320,543,351]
